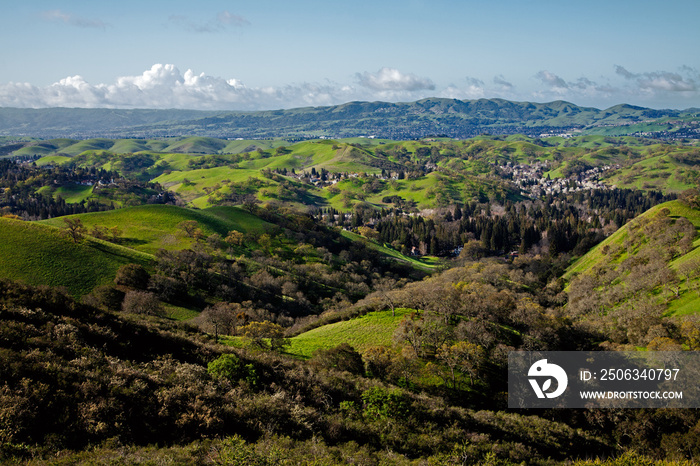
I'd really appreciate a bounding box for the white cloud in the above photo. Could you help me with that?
[615,65,697,93]
[356,68,435,92]
[0,64,363,110]
[2,64,698,111]
[41,10,109,29]
[530,71,626,106]
[535,70,569,91]
[0,64,597,110]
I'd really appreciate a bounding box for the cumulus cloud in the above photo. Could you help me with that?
[168,11,250,33]
[0,64,365,110]
[356,67,435,92]
[41,9,109,29]
[535,70,569,91]
[0,64,445,110]
[3,63,697,111]
[615,65,698,92]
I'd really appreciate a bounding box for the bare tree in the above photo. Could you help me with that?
[202,302,241,341]
[679,259,700,295]
[393,312,424,357]
[121,290,164,316]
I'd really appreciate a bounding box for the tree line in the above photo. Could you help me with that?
[318,188,675,258]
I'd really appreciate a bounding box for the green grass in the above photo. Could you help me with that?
[162,303,200,321]
[12,139,79,157]
[40,204,270,254]
[158,153,199,171]
[565,200,700,281]
[564,200,700,315]
[110,139,153,153]
[667,291,700,316]
[564,226,629,282]
[285,309,412,359]
[59,139,116,156]
[35,155,73,166]
[221,139,284,154]
[602,148,699,193]
[163,137,228,154]
[53,184,95,203]
[0,218,152,297]
[152,167,265,205]
[320,172,451,212]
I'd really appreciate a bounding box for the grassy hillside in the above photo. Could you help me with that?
[565,200,700,317]
[565,201,700,279]
[603,146,700,192]
[15,135,700,221]
[109,138,153,153]
[286,308,412,358]
[163,136,228,154]
[12,138,79,157]
[17,135,699,214]
[59,138,116,156]
[40,204,270,254]
[0,217,152,296]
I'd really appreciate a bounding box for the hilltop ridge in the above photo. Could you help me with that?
[1,98,698,140]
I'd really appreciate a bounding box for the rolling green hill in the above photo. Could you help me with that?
[285,309,412,358]
[109,138,153,153]
[0,217,152,296]
[40,204,270,254]
[340,230,441,271]
[163,136,229,154]
[59,138,116,155]
[21,134,696,214]
[565,200,700,317]
[12,138,79,157]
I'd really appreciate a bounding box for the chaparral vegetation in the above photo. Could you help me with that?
[1,109,700,464]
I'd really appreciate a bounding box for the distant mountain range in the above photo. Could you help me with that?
[1,98,698,140]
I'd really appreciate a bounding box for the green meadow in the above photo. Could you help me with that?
[40,204,270,254]
[0,217,152,297]
[286,308,413,359]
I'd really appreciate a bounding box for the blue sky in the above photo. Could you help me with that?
[0,0,698,110]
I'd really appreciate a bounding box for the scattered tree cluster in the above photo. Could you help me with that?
[0,159,175,219]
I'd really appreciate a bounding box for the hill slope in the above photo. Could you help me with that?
[0,217,152,296]
[565,200,700,319]
[39,204,270,254]
[287,308,412,358]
